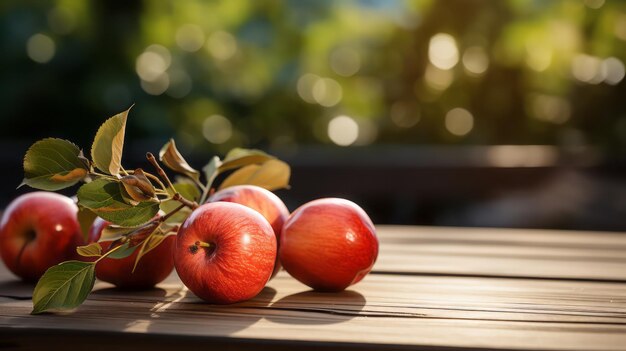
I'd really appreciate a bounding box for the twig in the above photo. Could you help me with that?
[146,152,175,194]
[173,193,199,210]
[160,203,187,222]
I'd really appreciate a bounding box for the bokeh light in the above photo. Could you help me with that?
[26,34,55,64]
[330,47,361,77]
[328,115,359,146]
[428,33,459,70]
[176,24,205,52]
[312,78,342,107]
[462,46,489,76]
[445,108,474,136]
[207,31,237,61]
[202,115,232,144]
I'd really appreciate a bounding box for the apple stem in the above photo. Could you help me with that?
[196,241,211,248]
[189,240,212,255]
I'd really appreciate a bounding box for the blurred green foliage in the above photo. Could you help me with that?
[1,0,625,157]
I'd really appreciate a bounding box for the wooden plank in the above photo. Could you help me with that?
[374,226,626,281]
[1,225,626,350]
[1,273,626,350]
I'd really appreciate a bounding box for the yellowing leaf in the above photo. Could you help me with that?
[120,169,157,202]
[218,148,273,172]
[21,138,90,191]
[219,164,260,189]
[50,168,88,182]
[76,243,102,258]
[159,139,200,180]
[91,107,131,176]
[219,159,290,191]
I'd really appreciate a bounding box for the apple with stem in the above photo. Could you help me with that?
[174,202,276,304]
[279,198,378,292]
[87,217,175,289]
[208,185,289,278]
[0,192,84,281]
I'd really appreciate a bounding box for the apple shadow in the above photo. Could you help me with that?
[92,286,169,299]
[143,286,279,335]
[265,290,367,325]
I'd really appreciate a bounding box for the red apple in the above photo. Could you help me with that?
[208,185,289,277]
[279,198,378,292]
[0,192,84,281]
[174,202,276,304]
[87,217,175,289]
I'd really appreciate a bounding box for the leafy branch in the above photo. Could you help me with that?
[23,106,292,314]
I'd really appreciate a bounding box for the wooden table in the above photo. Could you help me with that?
[1,226,626,350]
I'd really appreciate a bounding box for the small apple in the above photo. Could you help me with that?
[0,192,84,281]
[208,185,289,277]
[279,198,378,292]
[174,202,276,304]
[87,216,175,289]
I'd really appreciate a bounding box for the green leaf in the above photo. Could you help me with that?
[21,138,89,191]
[159,139,200,181]
[77,207,97,243]
[31,261,95,314]
[219,159,291,191]
[76,243,102,258]
[218,148,273,172]
[173,182,201,201]
[91,107,131,176]
[77,179,159,227]
[106,242,137,259]
[202,156,222,190]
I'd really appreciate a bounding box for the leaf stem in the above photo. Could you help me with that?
[146,152,176,194]
[190,177,207,192]
[144,172,167,192]
[95,244,126,264]
[89,172,118,182]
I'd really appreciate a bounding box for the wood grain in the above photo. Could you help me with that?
[374,226,626,281]
[1,225,625,351]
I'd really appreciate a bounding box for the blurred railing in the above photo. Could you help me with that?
[1,141,624,231]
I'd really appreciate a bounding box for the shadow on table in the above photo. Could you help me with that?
[141,286,279,335]
[0,279,35,300]
[265,290,366,325]
[92,286,169,298]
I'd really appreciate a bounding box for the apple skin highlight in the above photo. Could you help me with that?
[209,185,289,278]
[279,198,378,292]
[174,202,276,304]
[0,192,84,281]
